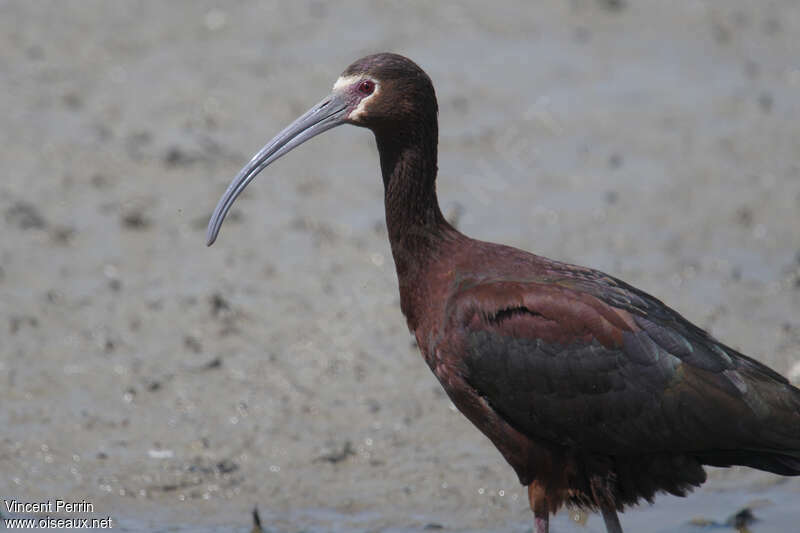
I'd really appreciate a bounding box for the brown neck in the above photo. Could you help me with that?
[374,122,460,326]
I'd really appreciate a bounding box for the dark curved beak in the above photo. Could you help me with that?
[206,92,350,246]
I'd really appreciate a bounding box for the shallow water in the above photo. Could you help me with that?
[49,483,796,532]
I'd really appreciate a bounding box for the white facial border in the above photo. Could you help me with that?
[333,75,381,121]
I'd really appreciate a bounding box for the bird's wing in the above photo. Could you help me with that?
[447,274,800,463]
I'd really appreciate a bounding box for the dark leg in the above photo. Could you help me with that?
[528,483,549,533]
[589,474,624,533]
[599,503,623,533]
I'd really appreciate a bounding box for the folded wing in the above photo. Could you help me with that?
[449,274,800,474]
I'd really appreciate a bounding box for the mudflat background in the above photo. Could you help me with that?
[2,1,799,531]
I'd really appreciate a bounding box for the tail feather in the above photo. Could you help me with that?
[700,451,800,476]
[763,453,800,475]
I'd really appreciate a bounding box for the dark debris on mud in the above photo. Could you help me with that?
[314,441,355,464]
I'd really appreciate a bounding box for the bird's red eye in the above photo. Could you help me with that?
[357,80,375,95]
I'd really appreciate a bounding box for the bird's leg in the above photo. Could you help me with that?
[528,483,549,533]
[589,475,624,533]
[599,503,623,533]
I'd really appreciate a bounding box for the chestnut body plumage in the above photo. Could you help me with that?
[207,53,800,533]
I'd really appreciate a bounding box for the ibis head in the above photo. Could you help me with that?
[206,53,436,246]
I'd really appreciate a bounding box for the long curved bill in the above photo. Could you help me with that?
[206,92,350,246]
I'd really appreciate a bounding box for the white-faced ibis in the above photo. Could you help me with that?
[207,53,800,533]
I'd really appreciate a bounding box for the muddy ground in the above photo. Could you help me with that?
[2,1,799,531]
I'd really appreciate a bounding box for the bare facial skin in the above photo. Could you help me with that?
[333,75,381,121]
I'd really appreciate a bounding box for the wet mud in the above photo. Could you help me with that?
[1,1,799,531]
